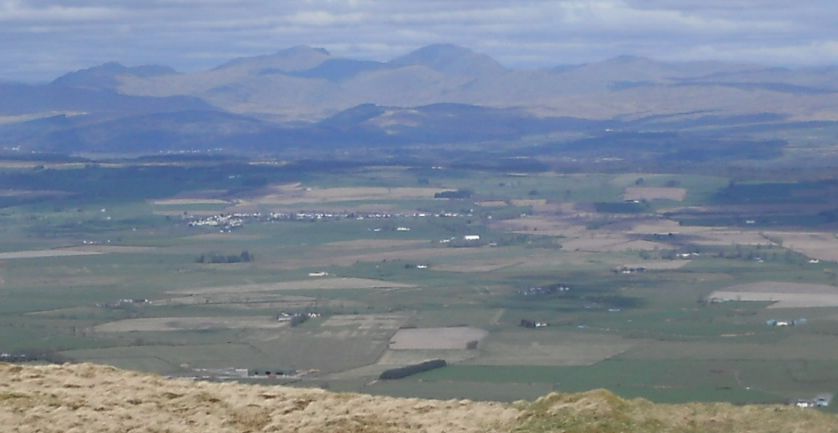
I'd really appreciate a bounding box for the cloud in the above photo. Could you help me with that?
[0,0,835,82]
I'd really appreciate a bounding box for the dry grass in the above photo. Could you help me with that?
[623,187,687,202]
[628,220,773,246]
[240,184,445,206]
[709,281,838,308]
[517,390,838,433]
[433,258,529,273]
[94,316,289,332]
[321,314,406,331]
[169,278,415,296]
[0,249,102,260]
[618,261,691,270]
[264,246,477,270]
[510,199,549,208]
[561,236,666,252]
[62,245,158,254]
[152,294,316,308]
[477,200,509,207]
[0,245,156,260]
[495,217,589,237]
[0,363,517,433]
[709,291,838,309]
[321,239,428,250]
[389,327,488,350]
[151,198,231,206]
[763,231,838,261]
[2,363,836,433]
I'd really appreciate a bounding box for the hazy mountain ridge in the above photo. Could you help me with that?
[51,62,178,91]
[2,44,838,154]
[107,45,838,121]
[1,363,836,433]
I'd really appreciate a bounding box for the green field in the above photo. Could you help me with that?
[0,157,836,410]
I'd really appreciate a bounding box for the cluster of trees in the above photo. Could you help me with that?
[379,359,446,380]
[434,189,472,199]
[196,250,254,264]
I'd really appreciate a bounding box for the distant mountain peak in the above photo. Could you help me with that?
[51,62,177,90]
[604,55,657,64]
[400,43,475,58]
[278,45,331,56]
[390,44,506,76]
[215,45,331,72]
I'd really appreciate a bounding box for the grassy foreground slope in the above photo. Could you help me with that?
[2,364,837,433]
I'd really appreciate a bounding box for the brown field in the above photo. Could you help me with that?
[315,315,406,341]
[153,209,222,216]
[476,200,508,208]
[16,275,123,289]
[624,187,687,201]
[709,281,838,309]
[152,294,316,308]
[151,198,231,206]
[763,231,838,261]
[496,216,672,252]
[264,246,480,270]
[0,244,158,260]
[709,292,838,309]
[184,232,264,241]
[94,316,288,332]
[719,281,838,294]
[628,219,772,246]
[630,219,772,246]
[321,314,406,331]
[561,235,666,252]
[494,217,589,237]
[618,260,691,270]
[430,249,599,273]
[433,257,529,273]
[62,245,159,254]
[389,327,488,350]
[693,230,772,246]
[27,306,100,317]
[170,278,415,296]
[510,199,549,208]
[240,184,445,206]
[320,239,428,250]
[0,249,102,259]
[628,218,704,235]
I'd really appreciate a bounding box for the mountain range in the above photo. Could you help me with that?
[1,44,837,155]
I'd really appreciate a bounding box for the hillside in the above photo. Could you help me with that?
[1,44,837,155]
[1,363,837,433]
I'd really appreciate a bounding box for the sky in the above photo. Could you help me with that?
[1,0,837,82]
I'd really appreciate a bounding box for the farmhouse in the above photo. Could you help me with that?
[615,266,646,274]
[520,319,548,329]
[766,318,807,327]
